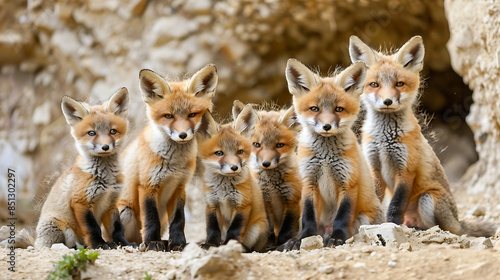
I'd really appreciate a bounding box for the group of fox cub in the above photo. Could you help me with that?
[35,36,496,252]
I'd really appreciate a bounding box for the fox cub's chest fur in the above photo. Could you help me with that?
[364,111,411,174]
[256,166,295,204]
[147,133,197,187]
[81,156,121,203]
[204,168,246,212]
[299,129,353,188]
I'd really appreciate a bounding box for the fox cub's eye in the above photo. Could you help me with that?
[395,81,405,87]
[276,143,285,148]
[237,150,244,155]
[310,106,320,112]
[188,113,197,118]
[369,82,379,88]
[214,151,224,156]
[253,142,261,148]
[335,107,344,112]
[110,129,117,135]
[88,131,96,136]
[165,114,174,119]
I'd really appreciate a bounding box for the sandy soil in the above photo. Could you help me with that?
[1,187,499,280]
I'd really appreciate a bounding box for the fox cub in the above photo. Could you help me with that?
[349,36,496,236]
[234,101,302,247]
[116,65,218,251]
[35,88,132,249]
[284,59,383,249]
[200,104,268,252]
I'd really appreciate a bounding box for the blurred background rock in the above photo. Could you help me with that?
[0,0,496,228]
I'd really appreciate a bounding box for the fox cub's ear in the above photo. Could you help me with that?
[285,58,318,97]
[139,69,171,104]
[396,36,425,73]
[188,64,218,100]
[61,96,89,126]
[106,87,129,118]
[336,62,367,97]
[234,104,256,138]
[232,100,246,121]
[198,110,219,139]
[278,106,297,128]
[349,36,378,67]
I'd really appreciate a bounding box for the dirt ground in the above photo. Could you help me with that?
[1,186,499,280]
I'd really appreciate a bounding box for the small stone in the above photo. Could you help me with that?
[51,243,69,250]
[361,246,374,253]
[388,261,397,267]
[399,242,412,252]
[353,262,366,269]
[138,243,147,252]
[300,235,323,250]
[494,228,500,239]
[470,237,493,249]
[318,265,334,274]
[468,205,486,217]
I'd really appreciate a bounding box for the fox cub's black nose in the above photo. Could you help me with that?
[383,98,393,106]
[231,165,239,171]
[262,161,271,168]
[323,124,332,131]
[102,144,109,151]
[179,132,187,139]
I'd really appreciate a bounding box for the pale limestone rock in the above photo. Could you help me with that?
[32,102,52,125]
[177,240,247,279]
[446,0,500,194]
[184,0,212,14]
[300,235,323,250]
[357,223,409,247]
[470,237,493,250]
[50,243,70,250]
[50,29,81,57]
[150,16,199,46]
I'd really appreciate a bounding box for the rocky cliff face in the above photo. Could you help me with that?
[0,0,477,223]
[446,0,500,194]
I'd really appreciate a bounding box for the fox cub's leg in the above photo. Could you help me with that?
[224,207,251,245]
[282,185,321,251]
[372,168,388,202]
[202,206,221,249]
[138,187,165,251]
[73,203,114,249]
[35,221,65,249]
[325,193,356,247]
[166,188,187,251]
[265,204,277,246]
[386,174,415,225]
[424,192,462,234]
[102,208,136,247]
[276,208,300,246]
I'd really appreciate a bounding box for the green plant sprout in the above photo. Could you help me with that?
[47,246,99,280]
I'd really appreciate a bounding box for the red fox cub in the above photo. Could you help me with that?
[199,104,268,252]
[349,36,496,236]
[35,88,132,249]
[234,101,302,247]
[284,59,383,249]
[116,65,218,251]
